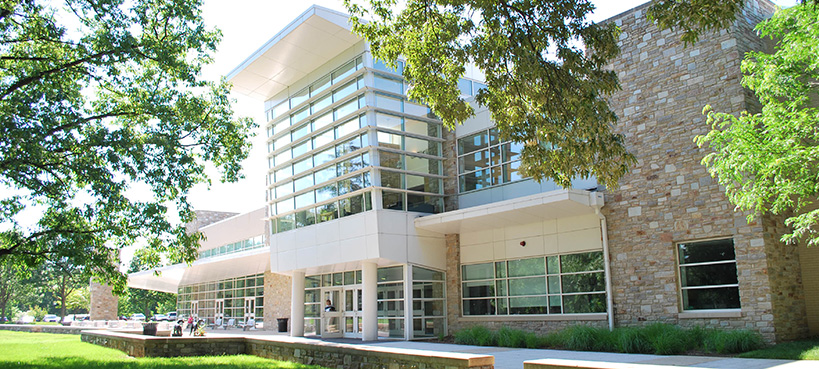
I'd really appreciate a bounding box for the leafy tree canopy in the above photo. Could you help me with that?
[0,0,255,291]
[342,0,815,190]
[696,3,819,246]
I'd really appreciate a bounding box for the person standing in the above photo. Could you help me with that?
[187,315,195,336]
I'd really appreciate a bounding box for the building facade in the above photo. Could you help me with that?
[130,0,818,343]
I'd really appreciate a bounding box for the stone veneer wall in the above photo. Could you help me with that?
[263,271,292,331]
[442,125,459,212]
[186,210,239,233]
[81,331,494,368]
[89,280,118,321]
[602,0,807,343]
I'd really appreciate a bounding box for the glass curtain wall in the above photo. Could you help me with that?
[411,266,446,338]
[177,273,264,325]
[461,251,606,316]
[457,128,525,192]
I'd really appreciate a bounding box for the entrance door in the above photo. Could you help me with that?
[190,301,199,320]
[244,297,255,326]
[343,286,362,338]
[215,299,225,320]
[320,288,342,338]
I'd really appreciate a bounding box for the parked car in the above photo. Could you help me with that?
[17,315,35,324]
[42,314,59,323]
[166,311,177,321]
[151,314,167,321]
[130,313,146,321]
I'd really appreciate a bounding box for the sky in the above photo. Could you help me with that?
[188,0,798,215]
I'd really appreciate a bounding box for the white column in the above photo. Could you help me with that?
[290,270,305,337]
[403,264,413,340]
[361,261,378,341]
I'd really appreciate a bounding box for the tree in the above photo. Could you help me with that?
[695,3,819,247]
[65,286,90,314]
[0,258,28,320]
[341,0,815,190]
[0,0,255,290]
[118,248,176,317]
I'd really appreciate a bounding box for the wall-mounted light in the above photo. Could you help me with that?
[519,241,526,247]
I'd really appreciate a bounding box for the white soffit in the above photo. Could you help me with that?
[127,264,187,294]
[415,189,604,234]
[227,5,361,101]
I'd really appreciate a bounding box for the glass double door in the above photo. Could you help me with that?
[320,286,362,338]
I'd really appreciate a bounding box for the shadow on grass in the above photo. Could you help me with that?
[738,339,819,360]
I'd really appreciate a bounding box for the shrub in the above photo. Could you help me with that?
[642,323,690,355]
[705,329,764,354]
[454,325,497,346]
[497,326,527,348]
[616,327,652,354]
[561,325,616,352]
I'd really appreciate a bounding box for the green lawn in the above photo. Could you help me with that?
[738,338,819,360]
[0,331,327,369]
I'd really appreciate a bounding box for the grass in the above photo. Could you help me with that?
[738,338,819,360]
[0,331,327,369]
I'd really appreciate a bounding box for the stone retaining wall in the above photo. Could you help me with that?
[81,331,494,369]
[0,324,88,335]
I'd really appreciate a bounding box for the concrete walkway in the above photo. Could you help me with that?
[203,329,813,369]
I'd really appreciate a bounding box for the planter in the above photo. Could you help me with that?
[142,322,158,336]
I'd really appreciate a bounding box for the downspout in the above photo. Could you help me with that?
[592,193,614,331]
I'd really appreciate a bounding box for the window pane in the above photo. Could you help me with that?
[381,171,402,189]
[271,102,289,120]
[272,118,289,135]
[503,142,524,162]
[378,266,403,282]
[404,102,430,118]
[563,294,606,313]
[291,107,309,125]
[375,93,403,112]
[374,75,403,95]
[508,258,545,277]
[274,134,291,152]
[509,296,548,315]
[379,150,403,170]
[312,129,334,149]
[291,123,311,141]
[290,88,308,108]
[314,165,336,185]
[458,78,473,96]
[332,60,355,83]
[334,99,359,120]
[275,150,292,167]
[463,299,494,315]
[295,209,315,228]
[313,147,336,167]
[293,175,313,192]
[315,184,337,203]
[382,190,404,210]
[333,80,357,102]
[680,263,738,287]
[561,272,605,293]
[459,149,491,173]
[561,252,604,273]
[406,194,441,213]
[406,155,440,175]
[405,119,436,137]
[376,112,402,130]
[509,277,546,296]
[405,136,438,156]
[458,131,488,155]
[462,263,493,281]
[295,191,315,209]
[312,112,333,131]
[275,181,293,198]
[682,287,740,310]
[293,157,312,176]
[335,117,359,139]
[276,198,294,214]
[405,175,440,194]
[377,132,402,150]
[679,239,736,264]
[291,140,311,158]
[310,75,331,97]
[311,93,331,114]
[503,161,523,183]
[317,202,338,223]
[413,267,444,281]
[463,281,494,298]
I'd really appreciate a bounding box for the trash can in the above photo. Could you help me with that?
[276,318,288,333]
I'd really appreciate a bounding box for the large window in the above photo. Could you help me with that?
[377,266,404,338]
[199,236,264,259]
[177,274,264,325]
[678,238,740,311]
[462,252,606,316]
[457,128,524,192]
[412,266,445,338]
